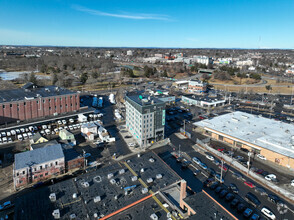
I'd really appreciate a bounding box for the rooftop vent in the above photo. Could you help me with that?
[73,193,77,199]
[131,176,138,182]
[93,176,102,183]
[108,173,114,179]
[142,188,148,194]
[241,115,249,119]
[52,209,60,219]
[231,117,239,122]
[149,158,155,163]
[110,179,116,185]
[69,214,77,220]
[81,182,89,188]
[94,196,101,203]
[49,193,56,202]
[156,174,163,179]
[45,88,50,92]
[147,178,153,183]
[119,169,125,175]
[140,168,145,173]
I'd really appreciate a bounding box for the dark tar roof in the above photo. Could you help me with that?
[15,143,64,170]
[62,144,82,161]
[0,85,76,103]
[184,192,235,220]
[127,94,164,106]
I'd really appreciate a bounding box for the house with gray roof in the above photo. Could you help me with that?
[13,144,65,189]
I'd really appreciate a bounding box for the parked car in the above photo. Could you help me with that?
[218,164,228,172]
[206,155,214,161]
[203,178,214,187]
[230,198,239,208]
[217,147,225,152]
[209,182,219,190]
[215,186,223,193]
[207,168,216,177]
[199,162,208,170]
[181,161,191,168]
[62,120,67,125]
[192,157,201,165]
[244,181,255,188]
[11,130,16,135]
[1,132,6,137]
[257,154,266,160]
[213,159,221,165]
[215,173,224,183]
[265,174,277,181]
[255,187,267,196]
[23,133,28,140]
[261,207,276,220]
[57,120,62,125]
[0,201,13,211]
[237,203,247,212]
[219,189,228,198]
[225,193,235,202]
[245,192,261,207]
[17,134,23,141]
[250,213,260,220]
[232,172,243,180]
[6,132,11,137]
[193,169,201,176]
[229,183,239,194]
[267,194,281,205]
[69,118,74,123]
[243,208,253,218]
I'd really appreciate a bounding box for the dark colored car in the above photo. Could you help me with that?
[219,189,228,198]
[268,194,280,204]
[193,169,201,176]
[203,178,214,187]
[181,160,191,168]
[210,182,219,190]
[261,171,269,177]
[245,192,261,207]
[207,168,216,177]
[229,183,239,194]
[255,187,267,196]
[232,172,243,180]
[255,169,264,174]
[230,198,240,208]
[225,193,235,202]
[243,208,253,218]
[237,203,247,212]
[250,213,260,220]
[215,186,223,193]
[176,157,183,163]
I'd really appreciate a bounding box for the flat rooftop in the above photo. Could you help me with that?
[184,192,234,220]
[127,94,164,106]
[14,152,180,220]
[183,94,225,103]
[194,111,294,158]
[0,85,76,103]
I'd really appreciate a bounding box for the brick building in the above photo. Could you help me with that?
[0,83,80,125]
[62,145,84,172]
[13,144,65,189]
[188,80,207,93]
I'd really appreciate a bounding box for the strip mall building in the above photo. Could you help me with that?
[194,111,294,170]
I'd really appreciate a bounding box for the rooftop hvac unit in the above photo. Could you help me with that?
[131,176,138,182]
[73,193,77,199]
[140,168,144,173]
[108,173,114,179]
[52,209,60,219]
[94,213,98,218]
[49,193,56,202]
[110,179,116,185]
[147,178,153,183]
[119,169,125,175]
[81,182,89,188]
[137,153,141,158]
[150,213,158,220]
[156,174,162,179]
[69,214,77,220]
[141,188,148,194]
[94,196,101,203]
[149,158,155,163]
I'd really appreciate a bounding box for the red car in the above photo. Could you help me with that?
[244,181,255,188]
[217,148,225,152]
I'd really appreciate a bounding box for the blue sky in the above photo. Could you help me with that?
[0,0,293,48]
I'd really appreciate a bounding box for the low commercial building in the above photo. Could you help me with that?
[13,144,65,188]
[30,132,48,145]
[188,80,207,93]
[62,145,84,172]
[126,94,166,147]
[174,80,189,89]
[0,83,80,125]
[194,111,294,169]
[182,95,226,108]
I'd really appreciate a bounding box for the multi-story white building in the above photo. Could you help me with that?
[125,94,166,147]
[192,56,212,65]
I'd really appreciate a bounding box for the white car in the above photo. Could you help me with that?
[23,133,28,140]
[8,137,12,143]
[45,129,51,135]
[2,137,7,144]
[10,130,16,135]
[57,120,62,125]
[42,125,47,130]
[69,118,74,123]
[29,126,34,131]
[62,120,67,125]
[28,132,33,138]
[69,126,73,131]
[128,143,136,147]
[20,128,25,133]
[257,154,266,160]
[6,132,11,137]
[265,174,277,181]
[206,155,214,161]
[25,128,29,132]
[1,132,6,137]
[261,207,276,220]
[17,134,23,141]
[291,179,294,186]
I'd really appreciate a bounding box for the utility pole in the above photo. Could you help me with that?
[247,151,251,175]
[220,159,224,183]
[83,150,86,171]
[291,86,294,106]
[179,144,181,156]
[183,119,186,136]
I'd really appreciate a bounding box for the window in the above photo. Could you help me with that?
[45,164,48,168]
[45,173,48,176]
[39,165,42,170]
[22,170,25,174]
[49,99,51,102]
[55,161,58,165]
[10,104,12,108]
[17,172,19,176]
[40,174,43,178]
[43,100,45,103]
[24,102,26,106]
[34,168,36,171]
[2,105,5,109]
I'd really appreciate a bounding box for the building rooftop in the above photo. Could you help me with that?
[127,94,164,107]
[31,139,58,150]
[14,152,180,219]
[0,85,76,103]
[183,94,225,103]
[14,143,64,170]
[184,192,234,220]
[62,144,82,162]
[194,111,294,158]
